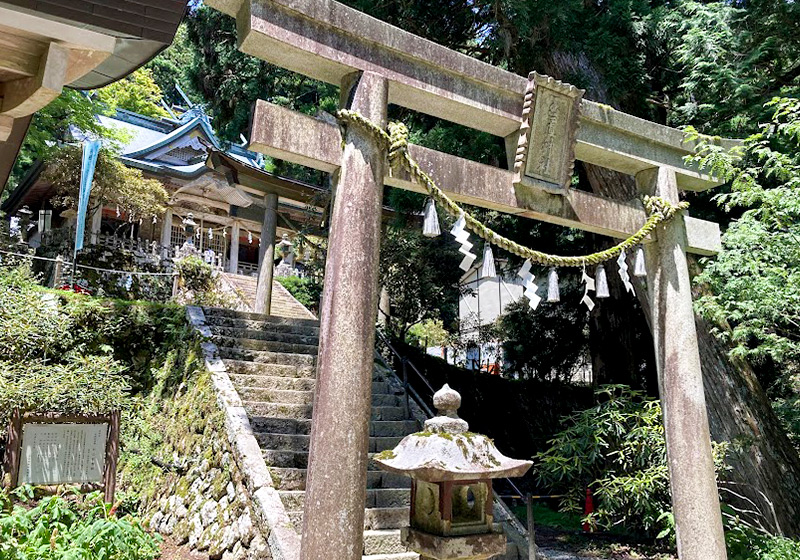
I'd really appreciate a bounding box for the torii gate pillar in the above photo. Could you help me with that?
[638,167,726,560]
[301,71,388,560]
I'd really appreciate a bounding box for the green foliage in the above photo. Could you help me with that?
[42,145,169,222]
[492,285,589,382]
[174,255,215,294]
[657,1,800,135]
[380,222,463,336]
[689,99,800,399]
[144,24,197,106]
[536,386,728,540]
[0,489,160,560]
[275,275,322,313]
[727,519,800,560]
[5,91,118,193]
[93,69,170,119]
[173,255,237,308]
[0,263,194,442]
[0,357,128,432]
[406,319,449,347]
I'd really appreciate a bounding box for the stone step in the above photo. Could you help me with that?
[250,416,311,435]
[263,449,309,469]
[255,432,310,452]
[210,325,320,346]
[369,436,404,453]
[362,553,418,560]
[203,307,319,326]
[279,488,410,513]
[231,374,316,392]
[205,315,321,336]
[255,432,404,454]
[363,530,408,556]
[367,471,412,490]
[372,394,404,407]
[288,507,409,531]
[371,407,407,421]
[267,467,411,492]
[366,508,410,530]
[370,421,419,437]
[269,467,307,491]
[225,361,315,379]
[372,381,389,394]
[215,336,319,355]
[218,347,315,367]
[238,387,315,405]
[245,401,313,420]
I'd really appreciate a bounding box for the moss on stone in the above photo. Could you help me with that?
[375,449,397,460]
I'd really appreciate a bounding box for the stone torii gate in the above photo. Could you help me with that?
[207,1,734,559]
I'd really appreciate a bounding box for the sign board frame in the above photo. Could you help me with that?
[3,409,120,503]
[513,72,584,194]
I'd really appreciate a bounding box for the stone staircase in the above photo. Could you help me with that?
[203,307,420,560]
[220,273,317,320]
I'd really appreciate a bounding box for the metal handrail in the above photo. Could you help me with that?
[373,327,533,551]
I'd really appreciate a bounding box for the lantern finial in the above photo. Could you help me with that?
[433,384,461,417]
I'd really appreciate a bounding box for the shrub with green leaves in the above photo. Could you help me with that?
[0,487,160,560]
[726,519,800,560]
[173,255,237,308]
[536,385,728,540]
[275,275,322,313]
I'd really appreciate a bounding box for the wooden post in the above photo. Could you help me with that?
[104,411,120,504]
[89,205,102,245]
[636,167,727,560]
[229,221,240,274]
[3,408,22,488]
[52,255,64,288]
[255,193,278,314]
[300,71,388,560]
[160,207,173,257]
[526,494,538,560]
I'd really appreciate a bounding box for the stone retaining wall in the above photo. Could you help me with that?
[146,438,266,560]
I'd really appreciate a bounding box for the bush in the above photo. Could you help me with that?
[0,263,195,443]
[276,275,322,313]
[173,255,237,308]
[0,487,160,560]
[535,385,728,541]
[0,357,129,438]
[726,519,800,560]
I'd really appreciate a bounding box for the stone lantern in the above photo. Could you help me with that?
[374,385,532,560]
[17,205,33,242]
[182,212,197,245]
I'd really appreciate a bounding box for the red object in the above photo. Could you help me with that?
[583,487,595,532]
[58,284,91,295]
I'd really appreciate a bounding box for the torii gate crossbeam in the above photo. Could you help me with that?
[206,2,730,560]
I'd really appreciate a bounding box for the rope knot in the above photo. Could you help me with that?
[387,121,409,170]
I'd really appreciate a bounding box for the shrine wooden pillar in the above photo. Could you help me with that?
[228,221,241,274]
[637,167,726,560]
[255,192,278,314]
[300,71,388,560]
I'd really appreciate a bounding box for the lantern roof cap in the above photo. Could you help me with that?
[373,384,532,482]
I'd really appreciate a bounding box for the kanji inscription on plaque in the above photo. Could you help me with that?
[513,73,584,193]
[20,423,108,485]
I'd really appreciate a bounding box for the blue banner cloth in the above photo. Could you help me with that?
[74,139,102,251]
